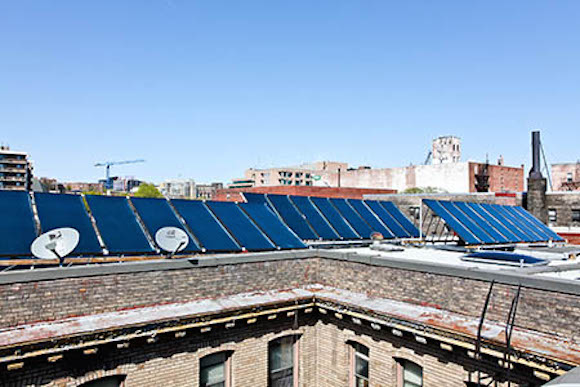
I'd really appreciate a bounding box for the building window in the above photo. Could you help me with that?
[349,342,369,387]
[200,351,231,387]
[78,375,126,387]
[269,336,298,387]
[548,209,557,223]
[572,209,580,223]
[397,359,423,387]
[567,172,573,183]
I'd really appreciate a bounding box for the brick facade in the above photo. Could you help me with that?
[1,252,578,386]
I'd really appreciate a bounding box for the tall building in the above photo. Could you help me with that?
[0,146,32,191]
[431,135,461,164]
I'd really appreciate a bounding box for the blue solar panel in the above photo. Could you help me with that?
[466,202,520,242]
[85,195,153,254]
[423,200,481,244]
[240,203,306,249]
[479,204,534,243]
[0,191,37,257]
[310,197,359,239]
[463,251,548,266]
[130,197,200,253]
[347,199,395,239]
[329,198,373,239]
[290,196,340,240]
[35,193,102,255]
[365,200,410,238]
[454,202,509,244]
[512,206,564,241]
[264,195,318,240]
[501,206,548,241]
[243,193,269,204]
[492,205,542,241]
[206,201,275,251]
[379,201,421,237]
[440,201,496,244]
[171,199,241,252]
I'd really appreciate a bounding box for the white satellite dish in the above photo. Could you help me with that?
[31,228,80,261]
[155,227,189,254]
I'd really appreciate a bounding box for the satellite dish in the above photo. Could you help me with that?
[155,227,189,254]
[31,228,80,262]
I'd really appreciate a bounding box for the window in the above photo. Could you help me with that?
[350,342,369,387]
[269,336,298,387]
[572,209,580,223]
[397,359,422,387]
[567,172,573,183]
[200,352,231,387]
[548,209,557,223]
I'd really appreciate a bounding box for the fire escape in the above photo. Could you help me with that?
[475,162,490,192]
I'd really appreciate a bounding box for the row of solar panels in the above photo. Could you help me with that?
[423,199,563,245]
[0,191,307,257]
[243,193,420,241]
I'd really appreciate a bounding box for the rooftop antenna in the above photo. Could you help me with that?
[31,228,80,267]
[94,159,145,190]
[155,227,189,257]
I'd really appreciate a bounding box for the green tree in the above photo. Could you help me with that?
[133,183,163,198]
[403,186,447,194]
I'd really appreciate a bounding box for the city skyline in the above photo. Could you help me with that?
[1,1,579,183]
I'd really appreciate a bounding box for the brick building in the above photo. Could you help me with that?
[552,162,580,191]
[1,249,578,386]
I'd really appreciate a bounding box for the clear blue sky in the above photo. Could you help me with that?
[1,1,579,184]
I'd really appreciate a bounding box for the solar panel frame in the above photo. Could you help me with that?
[85,195,154,254]
[34,193,102,256]
[347,199,395,239]
[0,191,38,257]
[454,202,510,244]
[310,197,359,239]
[206,201,276,251]
[240,203,306,249]
[379,201,421,237]
[290,196,340,240]
[423,199,481,245]
[266,194,318,240]
[440,201,496,244]
[364,200,410,238]
[329,198,373,239]
[171,199,241,252]
[130,197,200,253]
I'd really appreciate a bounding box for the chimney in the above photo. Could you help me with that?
[526,130,548,224]
[529,131,543,179]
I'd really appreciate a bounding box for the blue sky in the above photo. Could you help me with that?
[1,1,579,184]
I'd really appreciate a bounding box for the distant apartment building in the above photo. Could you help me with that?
[64,181,105,193]
[229,137,523,193]
[160,179,223,199]
[552,162,580,191]
[0,146,32,191]
[229,161,348,188]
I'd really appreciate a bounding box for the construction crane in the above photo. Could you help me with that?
[94,159,145,190]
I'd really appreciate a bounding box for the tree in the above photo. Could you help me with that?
[403,186,447,194]
[133,183,163,198]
